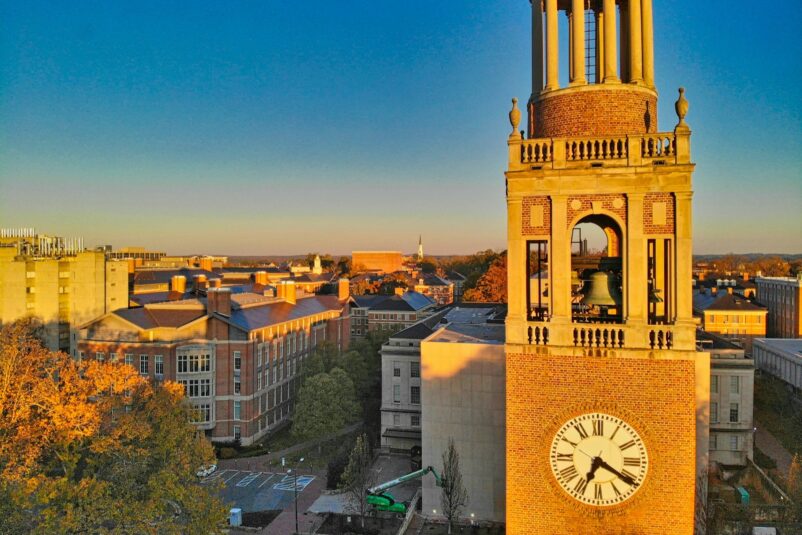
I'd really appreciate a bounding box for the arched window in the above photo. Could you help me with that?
[571,214,624,324]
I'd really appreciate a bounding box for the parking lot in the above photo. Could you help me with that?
[203,469,316,512]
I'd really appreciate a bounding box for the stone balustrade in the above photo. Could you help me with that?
[525,321,688,351]
[510,130,691,171]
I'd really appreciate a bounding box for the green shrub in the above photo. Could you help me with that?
[218,447,237,460]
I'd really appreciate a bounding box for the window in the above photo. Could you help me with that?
[233,426,241,440]
[199,379,211,397]
[393,363,401,377]
[234,379,241,395]
[729,403,739,423]
[393,384,401,403]
[79,351,85,360]
[711,402,718,424]
[711,375,718,394]
[257,373,262,391]
[730,376,740,394]
[110,352,119,363]
[411,415,420,427]
[96,352,105,362]
[200,354,211,372]
[125,354,133,366]
[709,433,717,450]
[411,386,420,405]
[730,434,739,451]
[233,351,241,371]
[393,414,401,426]
[178,355,188,373]
[155,355,164,376]
[234,401,241,420]
[410,362,420,378]
[257,347,262,368]
[139,355,149,375]
[195,404,211,423]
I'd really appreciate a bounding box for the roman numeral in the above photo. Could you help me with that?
[555,453,573,462]
[610,481,622,497]
[574,423,589,440]
[623,457,641,467]
[562,437,577,447]
[592,419,604,436]
[622,469,639,486]
[573,477,588,495]
[620,440,636,451]
[559,465,579,482]
[594,483,603,501]
[610,425,620,440]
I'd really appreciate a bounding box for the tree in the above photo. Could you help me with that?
[787,454,802,528]
[440,438,468,534]
[292,368,360,446]
[463,253,507,303]
[340,433,375,528]
[0,319,226,534]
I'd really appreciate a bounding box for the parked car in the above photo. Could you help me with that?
[196,464,217,478]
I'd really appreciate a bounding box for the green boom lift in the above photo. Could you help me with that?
[366,466,444,514]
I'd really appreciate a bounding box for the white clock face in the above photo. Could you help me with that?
[550,412,648,506]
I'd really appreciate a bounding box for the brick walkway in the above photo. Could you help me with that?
[755,420,794,475]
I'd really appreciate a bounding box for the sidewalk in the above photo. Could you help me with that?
[755,419,794,475]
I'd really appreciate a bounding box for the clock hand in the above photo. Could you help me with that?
[597,458,636,486]
[586,456,603,483]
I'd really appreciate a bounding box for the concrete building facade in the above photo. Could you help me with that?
[755,275,802,338]
[753,338,802,391]
[0,230,128,356]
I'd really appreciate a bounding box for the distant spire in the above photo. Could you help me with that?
[417,236,424,261]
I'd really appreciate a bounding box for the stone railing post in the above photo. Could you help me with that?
[552,139,566,169]
[627,136,642,166]
[674,130,691,164]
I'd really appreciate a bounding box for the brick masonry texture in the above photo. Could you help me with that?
[535,88,658,138]
[522,196,551,236]
[644,192,676,234]
[506,351,697,535]
[566,194,628,229]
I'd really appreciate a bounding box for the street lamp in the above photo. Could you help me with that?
[287,457,305,534]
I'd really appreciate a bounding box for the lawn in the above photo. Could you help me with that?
[753,374,802,457]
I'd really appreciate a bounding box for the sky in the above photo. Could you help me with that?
[1,1,800,256]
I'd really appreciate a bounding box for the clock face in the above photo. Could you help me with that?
[550,412,648,506]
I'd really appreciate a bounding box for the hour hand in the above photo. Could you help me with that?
[586,456,603,482]
[598,459,636,486]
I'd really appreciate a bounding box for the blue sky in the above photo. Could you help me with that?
[1,1,800,255]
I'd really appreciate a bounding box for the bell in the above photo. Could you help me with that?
[580,271,622,307]
[649,287,663,303]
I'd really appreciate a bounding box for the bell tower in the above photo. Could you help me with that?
[505,1,709,534]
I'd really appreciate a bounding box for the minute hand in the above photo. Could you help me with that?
[598,459,636,486]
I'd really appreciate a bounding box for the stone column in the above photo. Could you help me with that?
[619,2,629,82]
[545,0,559,90]
[628,0,643,84]
[567,10,573,83]
[603,0,618,82]
[550,195,571,320]
[595,8,605,83]
[641,0,655,88]
[571,0,586,85]
[532,0,544,95]
[506,197,526,344]
[626,193,647,324]
[674,192,694,322]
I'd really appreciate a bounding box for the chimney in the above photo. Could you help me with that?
[199,257,213,272]
[284,280,296,305]
[711,286,717,295]
[727,287,733,295]
[209,278,221,288]
[742,272,749,282]
[194,274,208,291]
[255,271,268,285]
[171,275,187,293]
[207,287,231,316]
[276,281,286,300]
[395,287,405,297]
[338,278,350,301]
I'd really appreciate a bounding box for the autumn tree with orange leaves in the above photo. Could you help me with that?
[462,253,507,303]
[0,319,226,534]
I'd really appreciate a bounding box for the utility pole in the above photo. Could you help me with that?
[287,457,304,534]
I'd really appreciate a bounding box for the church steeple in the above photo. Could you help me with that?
[417,235,424,262]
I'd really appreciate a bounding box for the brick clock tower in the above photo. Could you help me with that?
[505,1,709,534]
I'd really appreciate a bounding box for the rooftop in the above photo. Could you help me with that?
[754,338,802,359]
[693,291,766,313]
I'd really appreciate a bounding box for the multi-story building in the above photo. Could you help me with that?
[351,251,404,274]
[753,338,802,391]
[755,275,802,338]
[349,291,436,339]
[0,228,127,356]
[693,290,767,354]
[78,280,350,445]
[445,271,467,302]
[413,274,454,306]
[698,331,754,467]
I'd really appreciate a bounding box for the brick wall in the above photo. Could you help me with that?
[644,193,676,234]
[506,350,697,534]
[522,196,552,236]
[535,88,658,138]
[566,194,628,228]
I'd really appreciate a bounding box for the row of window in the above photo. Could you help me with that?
[393,385,420,404]
[392,413,420,427]
[393,361,420,378]
[178,353,211,373]
[710,375,740,395]
[255,331,309,368]
[709,433,741,451]
[177,378,212,398]
[707,314,763,324]
[710,401,740,424]
[93,352,163,376]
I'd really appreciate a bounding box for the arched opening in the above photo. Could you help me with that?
[571,214,624,324]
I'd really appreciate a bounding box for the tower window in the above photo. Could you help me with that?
[527,240,550,321]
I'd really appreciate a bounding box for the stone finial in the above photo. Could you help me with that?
[674,87,689,130]
[509,98,521,139]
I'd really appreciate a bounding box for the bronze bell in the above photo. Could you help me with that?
[580,271,622,307]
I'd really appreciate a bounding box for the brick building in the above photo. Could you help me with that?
[349,291,435,339]
[78,281,350,445]
[351,251,404,274]
[413,274,454,306]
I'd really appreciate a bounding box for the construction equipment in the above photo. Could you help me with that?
[366,466,444,514]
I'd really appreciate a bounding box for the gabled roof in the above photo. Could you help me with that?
[416,274,452,287]
[703,293,766,312]
[227,295,343,331]
[133,268,220,285]
[115,305,208,330]
[293,272,335,283]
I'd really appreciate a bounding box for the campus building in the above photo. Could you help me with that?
[351,251,404,274]
[349,291,436,339]
[755,275,802,338]
[77,280,350,445]
[693,290,767,354]
[753,338,802,391]
[0,228,128,356]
